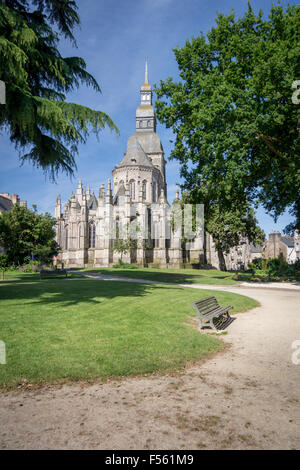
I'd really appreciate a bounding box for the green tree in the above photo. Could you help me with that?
[0,0,118,179]
[155,2,300,231]
[0,253,8,280]
[0,204,59,264]
[181,190,265,270]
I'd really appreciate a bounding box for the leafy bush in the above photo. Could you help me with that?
[19,260,42,273]
[113,259,137,269]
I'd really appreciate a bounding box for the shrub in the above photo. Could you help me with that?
[113,259,137,269]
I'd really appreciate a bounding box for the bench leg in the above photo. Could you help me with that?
[198,318,218,332]
[209,318,218,332]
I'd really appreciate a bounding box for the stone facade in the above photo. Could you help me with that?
[54,67,299,271]
[54,67,205,269]
[264,231,300,264]
[0,193,27,214]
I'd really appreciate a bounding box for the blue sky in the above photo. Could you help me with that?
[0,0,296,235]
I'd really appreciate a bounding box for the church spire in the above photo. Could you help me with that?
[145,59,148,85]
[136,61,156,133]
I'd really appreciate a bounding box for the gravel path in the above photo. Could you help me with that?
[0,281,299,450]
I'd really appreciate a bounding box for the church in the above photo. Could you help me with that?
[54,65,220,269]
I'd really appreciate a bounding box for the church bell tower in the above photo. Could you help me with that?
[136,60,156,133]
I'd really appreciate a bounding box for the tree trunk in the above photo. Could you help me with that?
[217,249,227,271]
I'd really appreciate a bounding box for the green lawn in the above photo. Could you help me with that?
[79,267,238,285]
[0,273,258,389]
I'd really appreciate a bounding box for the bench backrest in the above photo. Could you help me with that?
[192,296,219,316]
[40,269,67,275]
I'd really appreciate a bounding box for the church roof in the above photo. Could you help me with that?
[128,132,163,154]
[117,137,154,168]
[281,236,294,248]
[87,194,98,210]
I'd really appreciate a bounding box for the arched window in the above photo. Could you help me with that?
[64,226,68,249]
[129,180,135,200]
[153,220,159,248]
[115,216,120,240]
[88,221,96,248]
[152,182,157,202]
[142,180,147,201]
[78,223,83,249]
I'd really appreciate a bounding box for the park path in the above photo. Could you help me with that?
[0,279,299,449]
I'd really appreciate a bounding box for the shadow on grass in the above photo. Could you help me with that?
[80,269,235,284]
[0,276,186,308]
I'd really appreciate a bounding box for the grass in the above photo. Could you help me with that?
[0,272,258,389]
[78,267,239,285]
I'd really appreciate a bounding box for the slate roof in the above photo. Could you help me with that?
[118,137,154,168]
[281,236,294,248]
[87,194,98,210]
[0,195,13,212]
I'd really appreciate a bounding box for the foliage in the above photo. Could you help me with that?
[0,0,118,179]
[155,2,300,231]
[0,203,59,264]
[181,190,265,270]
[112,259,137,269]
[112,238,137,261]
[236,255,300,281]
[0,253,8,279]
[19,259,40,272]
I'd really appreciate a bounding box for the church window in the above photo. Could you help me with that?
[115,216,120,240]
[89,221,96,248]
[78,223,83,249]
[142,181,147,200]
[130,180,135,200]
[152,182,157,202]
[153,220,159,248]
[64,226,68,249]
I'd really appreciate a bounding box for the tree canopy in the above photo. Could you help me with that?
[0,0,118,179]
[0,203,59,264]
[155,2,300,232]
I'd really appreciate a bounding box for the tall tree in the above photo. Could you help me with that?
[0,204,59,264]
[0,0,118,179]
[155,2,300,231]
[181,190,265,270]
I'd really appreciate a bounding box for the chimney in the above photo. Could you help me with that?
[11,194,19,204]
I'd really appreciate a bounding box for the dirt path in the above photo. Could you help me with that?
[0,284,299,450]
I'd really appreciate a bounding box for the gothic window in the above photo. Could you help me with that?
[115,216,120,240]
[152,182,157,202]
[153,220,159,248]
[64,226,68,249]
[142,180,147,200]
[88,221,96,248]
[130,180,135,200]
[78,223,83,249]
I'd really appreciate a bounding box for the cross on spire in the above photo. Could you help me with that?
[145,58,148,85]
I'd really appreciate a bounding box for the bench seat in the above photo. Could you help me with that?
[40,269,67,279]
[192,296,233,331]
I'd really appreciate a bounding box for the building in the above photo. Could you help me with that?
[57,66,298,271]
[55,65,207,268]
[264,231,300,264]
[0,193,27,214]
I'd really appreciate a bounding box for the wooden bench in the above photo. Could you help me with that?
[192,296,233,332]
[40,269,67,279]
